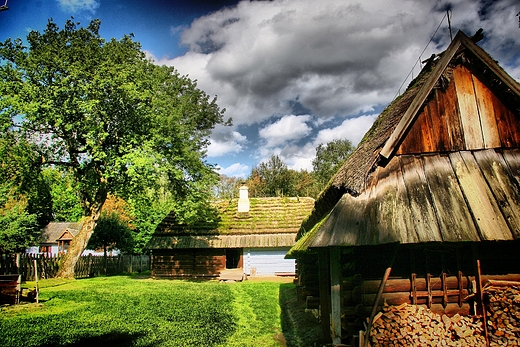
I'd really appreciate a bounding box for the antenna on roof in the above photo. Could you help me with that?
[0,0,8,12]
[447,10,453,41]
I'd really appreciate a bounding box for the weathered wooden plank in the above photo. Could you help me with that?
[472,74,501,148]
[330,247,342,345]
[371,157,418,244]
[419,102,436,153]
[439,78,465,151]
[318,249,332,344]
[427,90,447,152]
[361,175,384,245]
[311,196,343,248]
[449,151,511,240]
[493,92,520,148]
[396,102,436,154]
[328,192,368,246]
[502,149,520,186]
[474,150,520,239]
[423,154,480,241]
[395,110,425,155]
[399,155,443,242]
[453,65,484,150]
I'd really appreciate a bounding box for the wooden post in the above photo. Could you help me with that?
[318,249,331,343]
[33,258,39,304]
[330,247,342,346]
[15,253,20,274]
[476,260,489,346]
[364,267,392,347]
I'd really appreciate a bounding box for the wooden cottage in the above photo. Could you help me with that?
[289,31,520,345]
[147,186,314,278]
[38,222,83,255]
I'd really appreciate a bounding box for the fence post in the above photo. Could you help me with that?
[15,253,21,274]
[34,258,39,303]
[87,254,91,277]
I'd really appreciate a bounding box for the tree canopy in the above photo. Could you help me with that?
[0,130,51,252]
[0,19,228,276]
[312,138,355,189]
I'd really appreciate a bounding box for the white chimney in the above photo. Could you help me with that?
[238,185,250,213]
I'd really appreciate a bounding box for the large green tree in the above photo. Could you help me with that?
[0,19,228,277]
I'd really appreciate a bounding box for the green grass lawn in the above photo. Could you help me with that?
[0,276,321,347]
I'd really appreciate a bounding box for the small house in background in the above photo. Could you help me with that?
[36,222,83,255]
[289,30,520,345]
[27,222,106,256]
[147,186,314,278]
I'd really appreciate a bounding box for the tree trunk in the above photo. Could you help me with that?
[56,205,104,278]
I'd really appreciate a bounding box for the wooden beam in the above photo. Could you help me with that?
[318,249,331,344]
[330,247,342,345]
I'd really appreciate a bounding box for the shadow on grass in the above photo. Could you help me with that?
[37,331,148,347]
[279,283,323,347]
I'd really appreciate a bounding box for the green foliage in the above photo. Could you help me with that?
[87,212,134,255]
[0,18,228,267]
[0,133,53,225]
[42,167,83,222]
[0,197,40,253]
[256,155,291,197]
[215,175,243,200]
[0,277,314,347]
[0,130,51,251]
[245,155,319,198]
[312,138,355,191]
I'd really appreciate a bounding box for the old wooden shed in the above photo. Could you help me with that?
[289,31,520,345]
[147,187,314,278]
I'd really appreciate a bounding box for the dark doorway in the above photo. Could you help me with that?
[226,248,241,269]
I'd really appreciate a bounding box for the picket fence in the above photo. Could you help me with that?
[0,253,150,281]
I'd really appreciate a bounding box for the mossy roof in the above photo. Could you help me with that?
[148,197,315,249]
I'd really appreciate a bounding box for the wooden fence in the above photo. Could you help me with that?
[0,253,150,281]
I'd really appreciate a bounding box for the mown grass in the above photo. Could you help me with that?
[0,275,321,347]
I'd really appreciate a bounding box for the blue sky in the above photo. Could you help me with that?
[1,0,519,178]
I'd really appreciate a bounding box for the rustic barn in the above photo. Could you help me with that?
[289,31,520,345]
[147,186,314,278]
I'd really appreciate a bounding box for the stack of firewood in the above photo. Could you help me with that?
[485,281,520,346]
[369,303,486,346]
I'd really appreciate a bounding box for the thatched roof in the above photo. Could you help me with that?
[148,197,315,249]
[295,30,520,250]
[41,222,83,244]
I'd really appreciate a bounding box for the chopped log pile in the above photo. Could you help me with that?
[369,303,486,346]
[484,280,520,347]
[365,278,520,347]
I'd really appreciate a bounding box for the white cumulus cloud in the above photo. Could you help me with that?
[56,0,99,13]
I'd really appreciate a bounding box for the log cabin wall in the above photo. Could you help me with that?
[339,241,520,335]
[396,64,520,155]
[151,249,226,278]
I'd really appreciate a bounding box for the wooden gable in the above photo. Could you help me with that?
[380,30,520,160]
[56,230,75,241]
[396,64,520,155]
